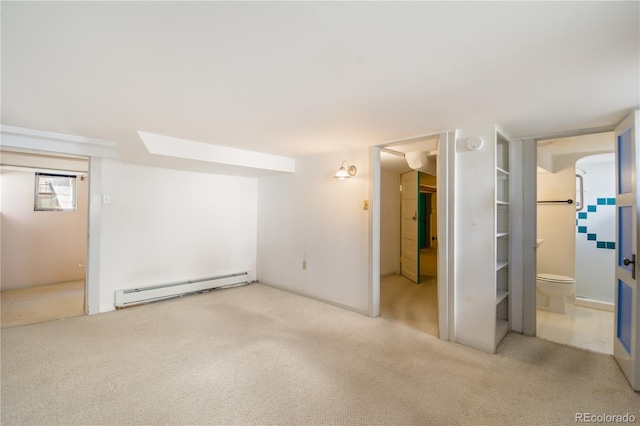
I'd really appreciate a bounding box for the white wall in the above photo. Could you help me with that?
[98,159,257,312]
[380,169,400,277]
[453,125,499,352]
[1,168,88,290]
[257,149,370,314]
[537,166,576,278]
[575,157,615,303]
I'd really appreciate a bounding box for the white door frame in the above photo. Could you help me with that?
[370,130,455,341]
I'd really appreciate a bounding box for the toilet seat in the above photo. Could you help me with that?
[537,273,574,284]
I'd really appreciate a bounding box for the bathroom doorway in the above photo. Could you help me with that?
[535,133,615,354]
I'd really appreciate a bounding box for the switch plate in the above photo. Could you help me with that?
[102,194,111,205]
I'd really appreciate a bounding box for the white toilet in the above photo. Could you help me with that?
[536,273,575,314]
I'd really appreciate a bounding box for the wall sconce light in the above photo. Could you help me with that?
[334,161,357,180]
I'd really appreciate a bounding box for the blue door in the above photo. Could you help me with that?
[614,111,639,390]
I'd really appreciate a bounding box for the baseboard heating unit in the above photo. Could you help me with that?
[114,272,249,308]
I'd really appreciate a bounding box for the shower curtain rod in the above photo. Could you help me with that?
[537,199,574,204]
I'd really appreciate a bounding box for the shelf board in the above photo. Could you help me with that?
[496,200,509,206]
[496,167,509,176]
[496,261,509,271]
[496,232,509,238]
[496,290,508,304]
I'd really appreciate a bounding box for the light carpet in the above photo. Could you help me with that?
[2,283,638,425]
[380,274,439,337]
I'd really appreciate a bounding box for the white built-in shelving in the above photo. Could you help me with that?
[494,132,511,349]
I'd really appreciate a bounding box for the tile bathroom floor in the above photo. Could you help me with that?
[536,299,613,355]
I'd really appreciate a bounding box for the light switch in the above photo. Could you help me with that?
[102,194,111,205]
[363,200,369,210]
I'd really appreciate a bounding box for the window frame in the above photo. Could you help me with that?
[34,172,78,212]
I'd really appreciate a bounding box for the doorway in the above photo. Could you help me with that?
[534,132,615,354]
[0,150,89,327]
[378,136,441,337]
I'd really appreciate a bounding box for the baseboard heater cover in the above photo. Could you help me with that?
[114,272,249,308]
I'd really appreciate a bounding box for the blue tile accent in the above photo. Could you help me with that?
[575,200,617,250]
[618,280,632,354]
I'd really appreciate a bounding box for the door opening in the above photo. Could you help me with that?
[376,135,443,338]
[0,150,89,327]
[534,132,616,354]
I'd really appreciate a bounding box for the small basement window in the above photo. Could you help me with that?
[34,173,77,211]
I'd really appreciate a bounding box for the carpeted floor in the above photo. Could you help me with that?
[1,283,638,425]
[380,274,439,337]
[380,247,439,337]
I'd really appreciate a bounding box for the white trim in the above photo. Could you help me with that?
[522,139,538,336]
[86,157,102,314]
[456,336,494,354]
[0,125,120,159]
[261,281,370,317]
[574,297,614,312]
[369,146,381,317]
[509,139,524,333]
[437,131,456,341]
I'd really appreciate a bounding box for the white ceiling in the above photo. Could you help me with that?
[537,132,615,156]
[2,2,638,162]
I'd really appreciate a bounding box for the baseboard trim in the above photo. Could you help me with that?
[456,335,497,354]
[257,281,369,317]
[574,297,614,312]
